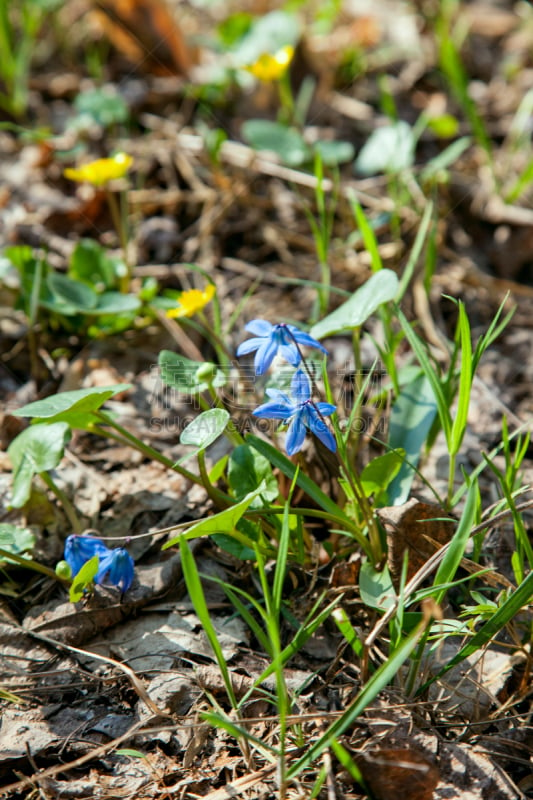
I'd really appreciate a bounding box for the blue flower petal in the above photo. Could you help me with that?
[307,407,337,452]
[315,401,337,417]
[245,319,274,336]
[64,534,109,576]
[236,337,263,357]
[278,342,300,366]
[291,369,311,404]
[289,327,328,354]
[265,388,292,404]
[252,401,295,419]
[254,336,279,375]
[285,414,307,455]
[96,547,135,591]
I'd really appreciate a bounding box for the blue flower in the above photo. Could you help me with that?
[236,320,328,376]
[64,534,108,576]
[96,547,135,592]
[252,369,337,455]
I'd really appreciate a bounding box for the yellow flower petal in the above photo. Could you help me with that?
[246,45,294,82]
[64,153,133,187]
[166,284,216,319]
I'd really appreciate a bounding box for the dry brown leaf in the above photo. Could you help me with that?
[377,498,455,586]
[356,747,440,800]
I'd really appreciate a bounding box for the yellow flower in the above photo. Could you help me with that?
[166,284,216,319]
[246,45,294,82]
[64,152,133,187]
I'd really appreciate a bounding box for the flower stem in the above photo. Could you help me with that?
[40,470,83,534]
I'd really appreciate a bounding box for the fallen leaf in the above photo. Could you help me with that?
[377,498,455,586]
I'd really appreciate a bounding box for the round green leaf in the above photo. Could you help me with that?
[8,422,70,507]
[180,409,230,451]
[47,272,98,311]
[159,351,226,394]
[355,121,415,176]
[313,139,355,166]
[310,269,399,339]
[242,120,310,167]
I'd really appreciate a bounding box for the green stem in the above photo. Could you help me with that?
[92,412,231,505]
[0,547,67,583]
[40,471,83,534]
[105,188,130,292]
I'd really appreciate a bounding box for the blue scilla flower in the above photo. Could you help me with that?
[236,320,328,376]
[64,534,108,576]
[96,547,135,592]
[252,369,337,455]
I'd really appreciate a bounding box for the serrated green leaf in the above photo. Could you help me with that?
[310,270,399,339]
[8,422,70,507]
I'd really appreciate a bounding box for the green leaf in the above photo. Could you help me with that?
[433,479,478,599]
[387,373,438,505]
[228,444,279,504]
[426,113,460,138]
[310,270,399,339]
[47,272,98,311]
[163,489,263,549]
[178,409,230,461]
[69,555,99,603]
[355,120,415,176]
[360,450,404,501]
[312,139,354,166]
[12,385,131,429]
[88,292,141,315]
[359,561,396,611]
[242,120,310,167]
[287,621,424,778]
[159,351,226,395]
[180,537,238,707]
[71,87,129,129]
[8,422,70,507]
[69,238,116,289]
[420,136,471,182]
[246,434,353,526]
[418,569,533,695]
[0,524,36,563]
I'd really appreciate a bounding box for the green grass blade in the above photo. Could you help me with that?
[287,622,425,778]
[396,201,434,302]
[417,570,533,694]
[397,308,452,445]
[348,191,383,272]
[449,302,472,456]
[433,479,478,601]
[179,537,238,708]
[246,435,351,525]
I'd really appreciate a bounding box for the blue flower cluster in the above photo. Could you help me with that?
[64,534,135,592]
[237,320,336,455]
